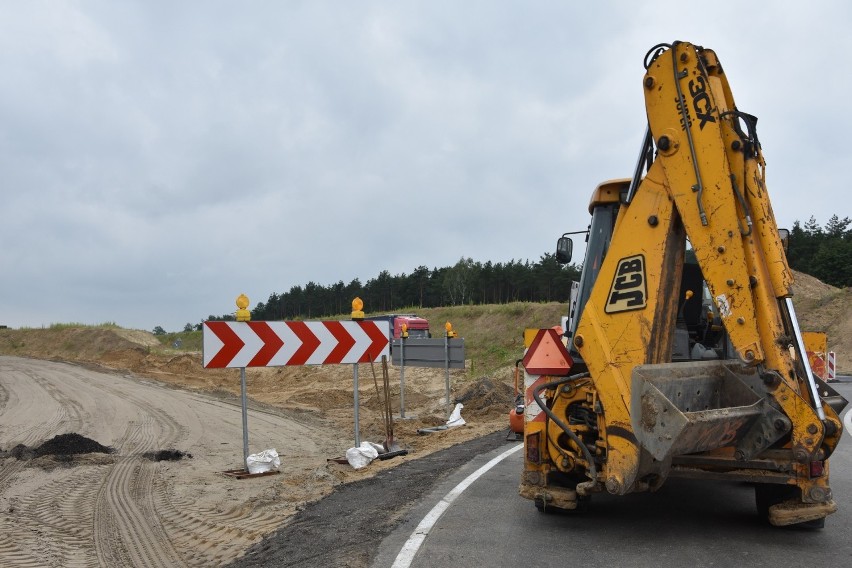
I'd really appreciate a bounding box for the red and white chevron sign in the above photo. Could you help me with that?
[202,320,390,368]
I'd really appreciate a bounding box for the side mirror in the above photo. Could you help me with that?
[556,236,573,264]
[778,228,789,253]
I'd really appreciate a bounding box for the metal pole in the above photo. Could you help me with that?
[444,334,451,412]
[785,298,826,421]
[353,363,361,446]
[240,366,249,468]
[400,336,406,418]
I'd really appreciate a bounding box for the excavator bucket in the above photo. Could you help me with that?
[631,360,765,461]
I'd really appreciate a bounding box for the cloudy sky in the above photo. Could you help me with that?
[1,1,849,332]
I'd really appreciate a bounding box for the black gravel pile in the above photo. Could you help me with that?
[144,449,192,461]
[10,444,34,460]
[33,433,113,457]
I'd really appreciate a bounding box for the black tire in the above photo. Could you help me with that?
[798,517,826,529]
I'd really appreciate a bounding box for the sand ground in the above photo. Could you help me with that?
[0,352,511,567]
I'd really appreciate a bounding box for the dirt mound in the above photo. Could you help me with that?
[455,376,515,416]
[113,329,162,348]
[0,327,159,363]
[143,449,192,461]
[788,272,850,372]
[10,433,113,460]
[34,433,113,457]
[792,270,839,302]
[160,354,203,375]
[795,288,852,373]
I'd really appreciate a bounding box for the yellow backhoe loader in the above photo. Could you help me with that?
[519,41,847,527]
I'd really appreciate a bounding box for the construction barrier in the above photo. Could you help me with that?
[803,349,841,382]
[827,351,836,382]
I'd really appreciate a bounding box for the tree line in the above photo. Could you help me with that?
[199,254,581,325]
[786,215,852,288]
[239,215,850,324]
[160,215,848,333]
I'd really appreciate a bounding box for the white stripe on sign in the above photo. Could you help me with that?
[229,323,265,368]
[305,322,335,365]
[845,408,852,439]
[266,321,301,366]
[391,443,523,568]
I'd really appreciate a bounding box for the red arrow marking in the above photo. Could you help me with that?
[324,321,356,364]
[206,321,245,368]
[359,321,389,363]
[288,321,320,365]
[248,321,284,367]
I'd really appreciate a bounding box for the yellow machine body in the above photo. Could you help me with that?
[520,42,846,526]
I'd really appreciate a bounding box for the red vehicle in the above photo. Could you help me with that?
[365,314,430,340]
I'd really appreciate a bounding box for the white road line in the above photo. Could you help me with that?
[391,443,523,568]
[391,399,850,566]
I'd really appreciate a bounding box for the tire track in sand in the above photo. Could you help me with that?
[0,465,107,567]
[1,358,325,567]
[93,416,185,567]
[152,486,287,566]
[0,360,94,567]
[0,361,86,448]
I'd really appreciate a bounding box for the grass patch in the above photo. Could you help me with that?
[418,302,567,375]
[51,321,120,330]
[15,322,122,331]
[156,330,203,352]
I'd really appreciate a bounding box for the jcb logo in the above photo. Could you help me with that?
[688,75,716,130]
[606,255,647,313]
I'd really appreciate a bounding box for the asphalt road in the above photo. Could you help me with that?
[375,382,852,568]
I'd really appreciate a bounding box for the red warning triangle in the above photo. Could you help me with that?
[522,329,573,375]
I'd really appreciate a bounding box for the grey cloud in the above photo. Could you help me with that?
[1,1,849,331]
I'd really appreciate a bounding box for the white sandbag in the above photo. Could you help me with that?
[345,441,380,469]
[246,448,281,474]
[446,402,466,428]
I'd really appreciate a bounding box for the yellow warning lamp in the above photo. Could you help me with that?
[445,321,457,338]
[351,297,365,321]
[677,289,694,323]
[401,323,409,338]
[235,294,251,322]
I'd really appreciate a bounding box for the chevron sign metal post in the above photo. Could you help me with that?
[202,320,390,369]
